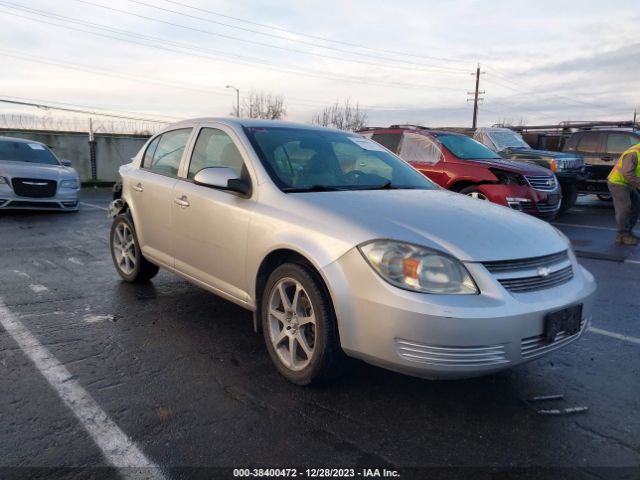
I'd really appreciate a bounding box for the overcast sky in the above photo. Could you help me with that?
[0,0,638,130]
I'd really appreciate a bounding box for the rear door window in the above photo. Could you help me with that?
[398,133,443,164]
[143,128,193,177]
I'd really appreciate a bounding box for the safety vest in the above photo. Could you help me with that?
[608,143,640,188]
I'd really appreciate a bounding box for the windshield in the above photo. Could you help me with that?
[436,134,501,160]
[0,140,60,165]
[243,127,437,191]
[487,130,530,150]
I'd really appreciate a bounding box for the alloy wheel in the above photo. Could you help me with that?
[112,222,137,275]
[267,277,317,371]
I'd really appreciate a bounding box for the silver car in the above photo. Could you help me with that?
[0,136,80,211]
[109,118,596,385]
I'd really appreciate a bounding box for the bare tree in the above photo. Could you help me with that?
[231,91,287,120]
[311,99,368,131]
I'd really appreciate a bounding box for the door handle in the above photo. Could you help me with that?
[601,156,614,162]
[132,183,143,192]
[174,195,190,207]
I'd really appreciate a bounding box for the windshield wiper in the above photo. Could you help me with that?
[352,181,417,190]
[282,185,345,193]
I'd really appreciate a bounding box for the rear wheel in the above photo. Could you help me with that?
[110,214,159,282]
[262,263,342,385]
[460,185,489,200]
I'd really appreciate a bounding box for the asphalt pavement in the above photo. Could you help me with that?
[0,190,638,480]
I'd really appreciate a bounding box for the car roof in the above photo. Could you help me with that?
[164,117,348,134]
[360,126,466,138]
[0,136,47,146]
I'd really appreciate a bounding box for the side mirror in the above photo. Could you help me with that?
[193,167,251,196]
[61,159,72,167]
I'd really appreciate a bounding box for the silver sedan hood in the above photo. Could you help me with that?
[285,189,567,262]
[0,160,78,180]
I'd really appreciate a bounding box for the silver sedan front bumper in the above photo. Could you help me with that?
[0,184,80,211]
[323,248,596,379]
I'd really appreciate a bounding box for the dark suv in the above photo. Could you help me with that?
[562,128,640,198]
[360,125,562,219]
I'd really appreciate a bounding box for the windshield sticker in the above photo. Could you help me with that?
[349,137,387,152]
[28,144,45,150]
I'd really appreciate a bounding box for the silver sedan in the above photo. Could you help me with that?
[0,136,80,211]
[109,118,596,385]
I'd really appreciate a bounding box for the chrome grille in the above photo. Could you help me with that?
[522,201,561,214]
[525,175,557,192]
[521,320,585,360]
[396,339,509,367]
[499,265,573,293]
[483,251,569,273]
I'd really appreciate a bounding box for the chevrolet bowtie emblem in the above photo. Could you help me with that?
[537,267,550,277]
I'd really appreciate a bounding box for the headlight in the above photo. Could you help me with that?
[489,168,526,186]
[60,179,79,188]
[359,240,479,294]
[0,176,7,184]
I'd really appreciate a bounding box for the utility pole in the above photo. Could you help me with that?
[88,117,97,182]
[467,64,485,129]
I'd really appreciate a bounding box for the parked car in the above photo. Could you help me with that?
[0,136,80,211]
[360,126,562,219]
[473,127,584,212]
[109,118,596,385]
[562,128,640,200]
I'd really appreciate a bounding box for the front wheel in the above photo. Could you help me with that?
[110,214,159,282]
[262,263,342,385]
[460,185,489,200]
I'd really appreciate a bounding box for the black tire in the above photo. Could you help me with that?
[262,263,342,386]
[559,183,578,213]
[460,185,489,200]
[110,214,159,283]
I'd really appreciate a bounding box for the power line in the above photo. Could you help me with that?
[121,0,470,73]
[69,0,468,75]
[0,50,449,113]
[157,0,471,65]
[480,63,604,109]
[0,5,465,93]
[0,97,173,123]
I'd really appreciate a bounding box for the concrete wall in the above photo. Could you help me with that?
[0,129,151,182]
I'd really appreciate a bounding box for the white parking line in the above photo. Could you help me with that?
[80,202,108,211]
[590,327,640,346]
[0,300,165,478]
[552,222,617,232]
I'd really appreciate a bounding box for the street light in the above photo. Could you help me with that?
[225,85,240,118]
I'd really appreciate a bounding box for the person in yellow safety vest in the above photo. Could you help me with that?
[607,143,640,245]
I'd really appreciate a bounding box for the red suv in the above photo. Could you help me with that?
[360,125,561,218]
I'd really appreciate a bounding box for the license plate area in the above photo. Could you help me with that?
[547,193,560,205]
[545,304,583,344]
